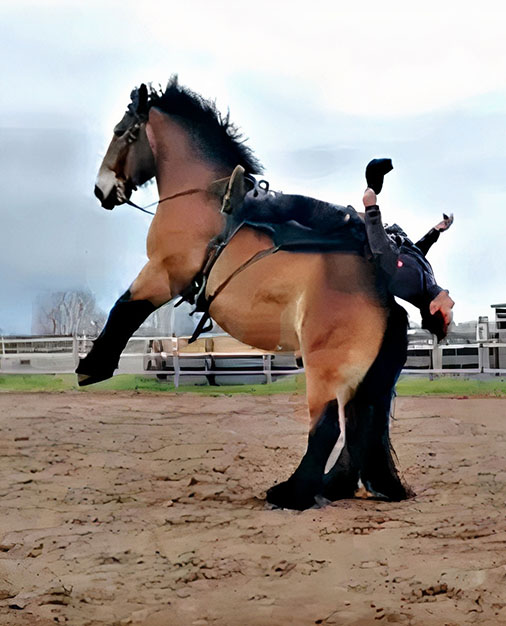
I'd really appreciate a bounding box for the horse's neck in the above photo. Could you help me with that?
[145,110,227,286]
[147,109,226,198]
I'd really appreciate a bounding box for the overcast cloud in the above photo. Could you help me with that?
[1,1,505,334]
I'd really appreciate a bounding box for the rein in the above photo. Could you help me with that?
[124,186,215,216]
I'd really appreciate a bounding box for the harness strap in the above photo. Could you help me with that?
[188,243,280,344]
[206,245,280,306]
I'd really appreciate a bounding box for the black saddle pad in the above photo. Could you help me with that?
[235,190,366,255]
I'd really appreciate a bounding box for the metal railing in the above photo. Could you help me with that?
[1,335,505,382]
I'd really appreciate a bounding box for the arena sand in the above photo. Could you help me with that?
[0,392,505,625]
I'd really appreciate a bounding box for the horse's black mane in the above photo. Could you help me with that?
[134,76,263,175]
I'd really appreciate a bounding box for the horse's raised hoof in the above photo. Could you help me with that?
[76,357,116,387]
[76,371,115,387]
[266,480,318,511]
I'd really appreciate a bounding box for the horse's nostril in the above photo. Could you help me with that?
[94,185,104,201]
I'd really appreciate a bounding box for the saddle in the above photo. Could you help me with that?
[179,166,367,342]
[223,166,366,252]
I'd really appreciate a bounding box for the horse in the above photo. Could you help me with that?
[79,77,410,510]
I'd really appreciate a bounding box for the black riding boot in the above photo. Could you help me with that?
[76,290,156,386]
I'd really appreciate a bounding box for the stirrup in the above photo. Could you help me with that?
[221,164,248,214]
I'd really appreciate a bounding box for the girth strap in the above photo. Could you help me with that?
[188,242,280,344]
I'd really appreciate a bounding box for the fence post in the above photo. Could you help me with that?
[431,335,442,371]
[72,335,79,368]
[173,337,180,388]
[264,354,272,384]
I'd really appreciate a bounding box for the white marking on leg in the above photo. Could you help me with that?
[324,400,347,474]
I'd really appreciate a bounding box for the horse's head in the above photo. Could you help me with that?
[95,84,156,210]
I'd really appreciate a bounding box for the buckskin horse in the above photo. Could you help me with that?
[78,78,410,510]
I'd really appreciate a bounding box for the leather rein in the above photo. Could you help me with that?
[124,187,211,215]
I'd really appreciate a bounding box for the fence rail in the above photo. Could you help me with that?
[1,335,505,384]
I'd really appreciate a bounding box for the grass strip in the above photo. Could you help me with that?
[0,374,504,397]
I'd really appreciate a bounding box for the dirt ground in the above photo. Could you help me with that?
[0,391,505,626]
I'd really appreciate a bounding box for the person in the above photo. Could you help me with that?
[362,158,454,340]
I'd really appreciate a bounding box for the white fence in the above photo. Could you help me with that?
[1,336,505,384]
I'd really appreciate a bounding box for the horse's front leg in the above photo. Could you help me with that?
[76,261,172,386]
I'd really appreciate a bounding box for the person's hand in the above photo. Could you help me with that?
[429,290,455,330]
[434,213,454,232]
[363,187,377,208]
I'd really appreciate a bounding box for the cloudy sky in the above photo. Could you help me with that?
[1,0,505,334]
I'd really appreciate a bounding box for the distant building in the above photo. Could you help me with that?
[491,303,506,369]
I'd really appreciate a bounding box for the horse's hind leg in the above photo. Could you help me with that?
[323,303,411,501]
[266,305,384,510]
[76,261,172,386]
[266,397,342,510]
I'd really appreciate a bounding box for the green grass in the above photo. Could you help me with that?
[0,373,305,395]
[0,373,504,397]
[396,375,506,397]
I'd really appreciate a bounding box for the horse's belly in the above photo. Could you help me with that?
[207,247,320,352]
[209,275,302,351]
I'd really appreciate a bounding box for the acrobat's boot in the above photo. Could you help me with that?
[365,158,394,194]
[363,158,398,278]
[76,289,155,386]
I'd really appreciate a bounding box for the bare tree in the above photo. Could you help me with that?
[32,290,106,336]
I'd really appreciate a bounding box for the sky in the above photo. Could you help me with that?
[1,0,505,334]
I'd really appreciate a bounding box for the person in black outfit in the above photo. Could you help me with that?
[362,158,454,340]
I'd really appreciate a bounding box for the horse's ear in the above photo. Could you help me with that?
[137,84,149,116]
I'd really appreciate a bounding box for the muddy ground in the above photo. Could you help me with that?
[0,392,505,625]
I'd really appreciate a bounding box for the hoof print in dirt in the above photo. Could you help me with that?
[266,480,317,511]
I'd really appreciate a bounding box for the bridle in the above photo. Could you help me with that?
[114,111,226,216]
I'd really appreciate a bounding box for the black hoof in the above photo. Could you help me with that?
[321,445,359,501]
[75,359,116,387]
[362,475,412,501]
[321,475,359,501]
[76,371,115,387]
[266,479,318,511]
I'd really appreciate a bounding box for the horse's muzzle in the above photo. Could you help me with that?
[95,184,117,210]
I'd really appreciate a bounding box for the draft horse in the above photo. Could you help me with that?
[79,78,410,510]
